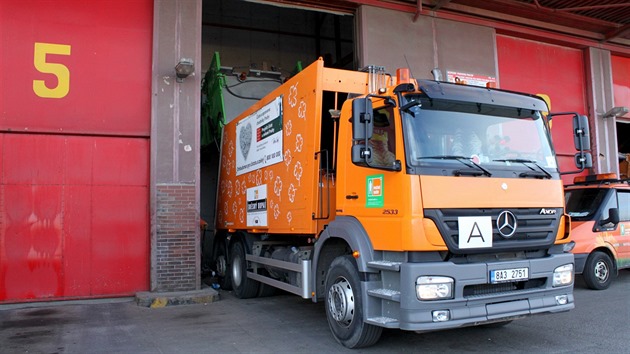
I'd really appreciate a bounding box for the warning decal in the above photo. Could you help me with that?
[366,174,384,208]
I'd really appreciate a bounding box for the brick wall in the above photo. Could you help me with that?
[154,184,199,292]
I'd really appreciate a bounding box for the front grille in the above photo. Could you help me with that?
[464,278,547,298]
[424,208,561,254]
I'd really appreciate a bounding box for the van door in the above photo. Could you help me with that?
[615,190,630,269]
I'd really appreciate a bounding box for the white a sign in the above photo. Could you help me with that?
[458,216,492,249]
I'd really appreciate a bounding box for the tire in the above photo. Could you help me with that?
[583,251,614,290]
[230,241,260,298]
[213,241,232,290]
[256,268,279,297]
[257,282,278,297]
[325,255,382,348]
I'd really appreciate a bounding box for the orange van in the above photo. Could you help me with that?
[565,173,630,289]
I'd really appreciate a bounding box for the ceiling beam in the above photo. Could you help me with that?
[554,3,630,12]
[432,0,451,11]
[605,24,630,42]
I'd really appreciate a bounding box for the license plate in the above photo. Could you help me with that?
[490,267,529,283]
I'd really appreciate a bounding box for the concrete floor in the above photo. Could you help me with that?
[0,289,341,354]
[1,272,629,353]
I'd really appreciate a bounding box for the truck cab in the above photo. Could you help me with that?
[565,173,630,289]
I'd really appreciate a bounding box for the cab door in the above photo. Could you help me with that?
[337,102,408,251]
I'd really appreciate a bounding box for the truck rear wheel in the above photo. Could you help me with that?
[324,255,382,348]
[230,241,260,298]
[583,251,614,290]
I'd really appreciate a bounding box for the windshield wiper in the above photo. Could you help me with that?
[419,155,492,177]
[493,158,552,179]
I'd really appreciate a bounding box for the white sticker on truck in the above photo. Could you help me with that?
[236,96,283,176]
[247,185,268,227]
[458,216,493,248]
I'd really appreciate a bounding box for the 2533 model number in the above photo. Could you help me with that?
[382,209,398,215]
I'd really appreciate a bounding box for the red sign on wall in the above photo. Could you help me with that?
[0,0,153,136]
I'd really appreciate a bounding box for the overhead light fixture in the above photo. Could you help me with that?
[603,106,628,118]
[175,58,194,82]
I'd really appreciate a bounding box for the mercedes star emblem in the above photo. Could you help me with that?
[497,210,517,238]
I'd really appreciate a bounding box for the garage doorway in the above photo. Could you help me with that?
[199,0,355,274]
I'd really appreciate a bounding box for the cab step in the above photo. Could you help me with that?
[367,260,402,272]
[367,288,401,302]
[366,316,399,328]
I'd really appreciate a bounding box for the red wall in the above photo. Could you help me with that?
[0,0,153,302]
[496,35,588,185]
[612,56,630,110]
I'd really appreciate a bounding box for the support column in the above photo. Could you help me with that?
[585,47,618,175]
[150,0,202,292]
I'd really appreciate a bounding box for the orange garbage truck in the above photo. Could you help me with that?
[210,58,582,348]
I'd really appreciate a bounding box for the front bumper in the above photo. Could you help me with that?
[393,253,575,331]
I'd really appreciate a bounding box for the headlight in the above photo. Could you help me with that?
[416,276,454,300]
[553,264,574,287]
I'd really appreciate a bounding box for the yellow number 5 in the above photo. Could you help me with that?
[33,42,71,98]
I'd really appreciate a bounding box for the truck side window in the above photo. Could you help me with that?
[370,106,396,166]
[618,191,630,222]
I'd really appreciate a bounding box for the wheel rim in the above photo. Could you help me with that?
[215,254,227,277]
[327,276,355,327]
[594,260,609,283]
[232,252,242,287]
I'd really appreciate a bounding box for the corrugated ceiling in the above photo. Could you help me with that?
[435,0,630,42]
[258,0,630,47]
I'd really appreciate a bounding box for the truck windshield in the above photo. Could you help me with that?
[565,188,609,220]
[401,94,557,177]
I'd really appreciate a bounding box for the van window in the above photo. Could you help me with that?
[618,191,630,221]
[565,189,609,220]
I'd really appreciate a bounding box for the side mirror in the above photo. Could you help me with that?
[552,112,593,175]
[352,98,373,140]
[574,152,593,169]
[351,143,372,165]
[599,207,620,227]
[573,114,590,151]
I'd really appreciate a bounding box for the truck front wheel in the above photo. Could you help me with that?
[324,255,382,348]
[583,251,614,290]
[230,241,260,298]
